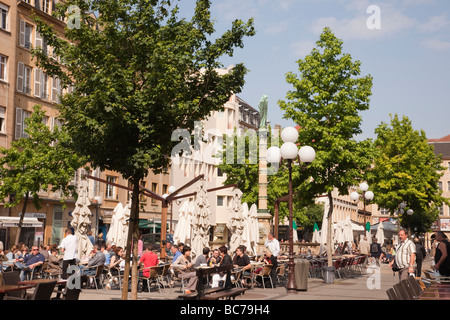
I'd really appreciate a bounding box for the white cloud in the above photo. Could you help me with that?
[417,14,450,32]
[421,38,450,50]
[290,40,316,57]
[310,3,417,41]
[264,20,290,35]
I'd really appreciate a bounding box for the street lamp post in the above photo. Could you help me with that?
[268,127,315,293]
[350,183,374,227]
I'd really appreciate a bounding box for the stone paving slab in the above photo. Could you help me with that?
[77,259,432,301]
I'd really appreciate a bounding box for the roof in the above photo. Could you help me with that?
[429,141,450,158]
[428,135,450,142]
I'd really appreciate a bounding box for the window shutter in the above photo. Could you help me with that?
[19,19,25,46]
[35,27,42,49]
[15,108,23,139]
[41,71,47,98]
[17,62,24,92]
[34,68,41,97]
[52,76,59,102]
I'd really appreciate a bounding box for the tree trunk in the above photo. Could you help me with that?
[121,178,141,300]
[327,191,334,268]
[14,193,29,245]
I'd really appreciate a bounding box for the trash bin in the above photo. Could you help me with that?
[322,266,335,284]
[294,259,309,291]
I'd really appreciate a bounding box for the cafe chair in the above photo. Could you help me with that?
[1,271,27,299]
[84,265,104,290]
[231,269,242,288]
[52,282,82,300]
[139,266,162,293]
[255,264,274,289]
[386,287,399,300]
[4,280,57,300]
[158,264,172,290]
[276,264,287,284]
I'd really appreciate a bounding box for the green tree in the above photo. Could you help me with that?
[0,105,84,244]
[217,127,289,219]
[367,114,448,234]
[278,28,374,269]
[33,0,254,299]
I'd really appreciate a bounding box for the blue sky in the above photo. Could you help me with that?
[180,0,450,140]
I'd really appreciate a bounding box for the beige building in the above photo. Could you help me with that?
[0,0,171,249]
[429,135,450,237]
[170,68,260,247]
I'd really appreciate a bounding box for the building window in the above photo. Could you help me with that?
[448,181,450,192]
[0,55,6,81]
[105,176,117,199]
[140,180,147,203]
[438,181,443,191]
[0,106,5,134]
[19,19,33,49]
[217,167,223,177]
[162,184,168,196]
[380,207,389,215]
[51,75,61,102]
[217,196,224,206]
[151,183,157,203]
[0,3,8,31]
[14,108,31,139]
[17,62,31,93]
[42,0,50,14]
[34,69,48,99]
[440,204,445,216]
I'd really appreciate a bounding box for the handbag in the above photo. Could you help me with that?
[392,259,400,272]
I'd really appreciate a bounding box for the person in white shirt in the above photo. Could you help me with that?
[59,228,78,279]
[264,232,280,257]
[390,229,416,281]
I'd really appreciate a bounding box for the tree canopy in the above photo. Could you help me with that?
[0,105,84,243]
[32,0,255,299]
[278,28,374,268]
[367,114,448,233]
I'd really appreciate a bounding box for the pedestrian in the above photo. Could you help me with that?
[433,231,450,277]
[413,237,426,278]
[264,232,280,258]
[370,238,383,267]
[390,229,416,281]
[358,236,370,268]
[59,228,78,279]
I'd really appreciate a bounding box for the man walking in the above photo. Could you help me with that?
[59,228,78,279]
[358,236,370,268]
[390,229,416,281]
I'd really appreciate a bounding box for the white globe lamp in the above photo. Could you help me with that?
[350,191,359,202]
[364,191,374,201]
[281,127,298,143]
[298,146,316,163]
[266,146,281,163]
[280,142,299,160]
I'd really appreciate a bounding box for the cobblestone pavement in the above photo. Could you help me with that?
[77,259,433,301]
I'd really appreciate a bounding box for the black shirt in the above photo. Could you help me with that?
[235,254,250,268]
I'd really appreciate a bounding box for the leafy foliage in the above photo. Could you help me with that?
[367,114,448,233]
[278,28,374,266]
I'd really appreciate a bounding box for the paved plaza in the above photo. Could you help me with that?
[77,259,433,301]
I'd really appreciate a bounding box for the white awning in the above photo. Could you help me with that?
[0,216,43,228]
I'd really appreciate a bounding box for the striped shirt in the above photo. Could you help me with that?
[395,239,416,269]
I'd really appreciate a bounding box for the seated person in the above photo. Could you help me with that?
[194,247,210,267]
[17,245,45,281]
[172,245,198,294]
[207,249,222,267]
[255,249,276,274]
[80,244,105,276]
[233,245,252,286]
[46,247,62,275]
[138,244,159,292]
[211,246,234,288]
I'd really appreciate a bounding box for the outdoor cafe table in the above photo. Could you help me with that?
[18,278,67,286]
[0,284,34,300]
